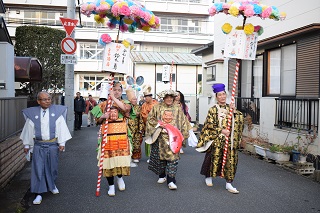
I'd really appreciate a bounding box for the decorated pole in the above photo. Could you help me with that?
[170,61,174,90]
[220,59,240,177]
[96,73,114,196]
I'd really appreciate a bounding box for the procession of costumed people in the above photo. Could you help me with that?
[86,77,245,193]
[22,0,292,207]
[81,0,290,196]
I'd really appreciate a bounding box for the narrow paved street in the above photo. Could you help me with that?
[2,124,320,213]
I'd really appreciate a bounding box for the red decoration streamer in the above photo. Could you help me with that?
[220,59,240,178]
[96,73,114,196]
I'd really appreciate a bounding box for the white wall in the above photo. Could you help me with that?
[198,95,211,124]
[0,42,14,98]
[143,0,211,15]
[4,0,67,6]
[134,63,201,122]
[254,97,320,155]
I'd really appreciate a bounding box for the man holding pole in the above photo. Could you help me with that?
[196,84,244,194]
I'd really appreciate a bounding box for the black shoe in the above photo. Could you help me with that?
[87,125,90,127]
[74,129,78,131]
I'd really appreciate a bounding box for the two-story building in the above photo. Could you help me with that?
[196,0,320,158]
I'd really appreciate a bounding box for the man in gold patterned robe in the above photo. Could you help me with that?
[145,90,191,190]
[197,83,244,194]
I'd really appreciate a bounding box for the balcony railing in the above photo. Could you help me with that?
[0,97,27,142]
[235,97,260,125]
[275,98,319,132]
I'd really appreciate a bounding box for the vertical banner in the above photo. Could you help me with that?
[162,65,170,82]
[224,30,258,60]
[102,42,130,74]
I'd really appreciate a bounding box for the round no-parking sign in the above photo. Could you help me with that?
[61,37,77,54]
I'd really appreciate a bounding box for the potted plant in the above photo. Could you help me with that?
[293,127,317,163]
[253,137,269,158]
[266,143,293,162]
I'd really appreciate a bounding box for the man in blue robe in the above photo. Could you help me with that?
[20,91,72,205]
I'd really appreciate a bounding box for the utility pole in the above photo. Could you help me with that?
[65,0,76,135]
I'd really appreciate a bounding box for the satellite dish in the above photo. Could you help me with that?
[126,76,134,85]
[136,76,144,86]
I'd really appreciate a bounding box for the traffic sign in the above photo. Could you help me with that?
[61,37,77,54]
[60,17,78,37]
[61,54,77,64]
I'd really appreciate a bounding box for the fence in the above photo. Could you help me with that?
[275,98,319,133]
[235,97,260,125]
[0,97,27,142]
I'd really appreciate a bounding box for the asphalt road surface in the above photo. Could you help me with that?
[9,125,320,213]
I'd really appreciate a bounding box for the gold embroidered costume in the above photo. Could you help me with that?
[197,104,244,181]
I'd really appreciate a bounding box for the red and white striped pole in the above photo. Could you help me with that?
[220,59,240,178]
[96,73,114,196]
[170,61,174,90]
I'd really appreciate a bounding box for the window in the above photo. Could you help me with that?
[198,74,202,83]
[157,16,201,34]
[24,11,56,25]
[206,66,216,82]
[241,60,252,97]
[267,44,296,96]
[78,74,124,93]
[157,73,176,82]
[253,55,263,98]
[79,43,104,60]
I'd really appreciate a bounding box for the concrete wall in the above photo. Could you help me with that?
[242,97,320,155]
[0,135,26,189]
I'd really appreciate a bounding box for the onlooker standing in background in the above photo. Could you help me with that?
[175,91,191,122]
[60,91,65,106]
[138,95,145,106]
[74,92,85,130]
[175,91,192,154]
[85,94,97,127]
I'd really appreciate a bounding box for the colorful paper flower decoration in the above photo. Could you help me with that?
[122,38,134,50]
[209,0,286,21]
[222,23,233,34]
[244,23,254,35]
[222,23,263,36]
[98,33,112,46]
[80,0,160,33]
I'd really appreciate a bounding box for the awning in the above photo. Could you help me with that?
[15,57,42,82]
